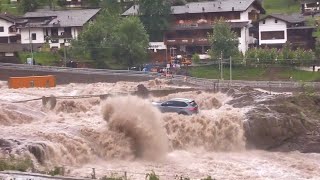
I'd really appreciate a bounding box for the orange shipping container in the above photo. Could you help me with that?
[8,75,56,89]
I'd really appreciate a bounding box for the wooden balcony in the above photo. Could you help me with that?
[50,33,73,39]
[165,38,209,46]
[170,20,249,31]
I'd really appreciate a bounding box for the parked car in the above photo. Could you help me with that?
[152,98,199,115]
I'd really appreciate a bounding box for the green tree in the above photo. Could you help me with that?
[192,53,200,64]
[71,10,149,68]
[100,0,122,14]
[139,0,171,41]
[113,16,149,67]
[71,10,118,68]
[18,0,39,13]
[208,18,239,59]
[81,0,100,7]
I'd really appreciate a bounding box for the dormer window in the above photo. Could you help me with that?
[275,19,278,23]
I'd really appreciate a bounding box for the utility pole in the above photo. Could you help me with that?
[64,39,67,67]
[230,56,232,84]
[28,24,34,62]
[220,51,223,80]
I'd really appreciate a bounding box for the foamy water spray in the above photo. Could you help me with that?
[101,96,169,160]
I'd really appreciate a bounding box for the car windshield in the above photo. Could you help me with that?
[189,101,197,107]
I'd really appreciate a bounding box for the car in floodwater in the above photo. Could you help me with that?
[152,98,199,115]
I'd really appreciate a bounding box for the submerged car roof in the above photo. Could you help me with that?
[170,98,194,103]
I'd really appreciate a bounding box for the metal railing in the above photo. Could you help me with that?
[0,171,91,180]
[0,62,158,77]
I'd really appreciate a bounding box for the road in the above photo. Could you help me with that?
[1,63,320,91]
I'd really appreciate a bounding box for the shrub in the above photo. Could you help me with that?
[100,176,123,180]
[192,53,200,64]
[201,176,215,180]
[48,166,64,176]
[146,171,160,180]
[0,157,33,172]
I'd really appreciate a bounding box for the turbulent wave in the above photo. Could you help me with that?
[101,96,169,160]
[0,104,37,126]
[156,91,225,110]
[1,82,320,179]
[164,112,246,151]
[0,89,244,166]
[55,99,100,113]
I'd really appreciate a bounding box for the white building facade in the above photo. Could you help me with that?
[0,15,19,43]
[237,5,262,53]
[17,9,99,49]
[257,14,313,48]
[259,17,287,45]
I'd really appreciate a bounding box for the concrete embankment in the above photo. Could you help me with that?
[0,68,154,85]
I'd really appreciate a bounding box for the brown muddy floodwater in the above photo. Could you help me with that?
[0,80,319,180]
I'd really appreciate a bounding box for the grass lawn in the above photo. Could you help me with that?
[0,1,20,15]
[263,0,300,14]
[189,65,320,82]
[18,51,61,66]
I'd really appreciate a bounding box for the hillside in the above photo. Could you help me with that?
[263,0,301,14]
[0,0,19,15]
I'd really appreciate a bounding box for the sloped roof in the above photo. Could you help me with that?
[123,0,265,16]
[22,9,100,27]
[0,14,19,23]
[258,13,306,24]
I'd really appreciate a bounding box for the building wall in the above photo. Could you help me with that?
[259,18,287,45]
[71,27,79,39]
[49,27,80,48]
[239,26,250,53]
[21,28,45,44]
[19,26,81,48]
[239,6,260,22]
[0,19,14,38]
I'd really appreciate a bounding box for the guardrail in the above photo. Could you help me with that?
[0,171,91,180]
[0,63,158,77]
[173,75,320,90]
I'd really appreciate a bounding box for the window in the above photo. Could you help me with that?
[275,19,278,23]
[32,33,36,40]
[262,20,266,24]
[261,31,285,40]
[171,101,188,107]
[0,27,4,32]
[51,28,58,36]
[161,101,174,107]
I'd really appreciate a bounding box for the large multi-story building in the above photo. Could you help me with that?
[123,0,265,60]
